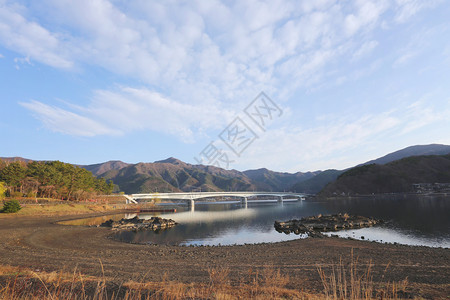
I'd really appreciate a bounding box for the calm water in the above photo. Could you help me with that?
[64,195,450,247]
[114,195,450,247]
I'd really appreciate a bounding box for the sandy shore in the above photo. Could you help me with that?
[0,213,448,298]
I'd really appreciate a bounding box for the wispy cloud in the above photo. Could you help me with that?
[235,99,450,171]
[20,87,236,142]
[353,40,379,60]
[0,2,73,69]
[394,0,442,23]
[393,22,447,68]
[19,100,116,137]
[400,99,449,134]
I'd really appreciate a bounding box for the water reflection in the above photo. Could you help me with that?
[319,195,450,235]
[61,196,450,247]
[58,214,126,226]
[114,201,310,246]
[323,226,450,248]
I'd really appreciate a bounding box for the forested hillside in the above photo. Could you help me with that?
[0,160,113,200]
[319,154,450,196]
[291,144,450,194]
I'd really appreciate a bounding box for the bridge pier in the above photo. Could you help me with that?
[278,196,283,203]
[188,199,195,212]
[241,197,248,209]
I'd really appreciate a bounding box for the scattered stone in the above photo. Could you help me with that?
[274,213,382,238]
[101,216,177,232]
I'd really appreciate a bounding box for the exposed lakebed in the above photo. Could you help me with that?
[61,195,450,248]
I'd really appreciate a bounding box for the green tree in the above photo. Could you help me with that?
[0,159,7,172]
[0,160,114,201]
[0,182,6,200]
[1,199,21,213]
[0,162,26,194]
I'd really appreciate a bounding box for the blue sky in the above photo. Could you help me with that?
[1,0,450,172]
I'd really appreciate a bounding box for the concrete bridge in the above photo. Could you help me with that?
[124,192,305,207]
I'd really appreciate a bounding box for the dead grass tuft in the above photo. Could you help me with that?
[317,249,408,299]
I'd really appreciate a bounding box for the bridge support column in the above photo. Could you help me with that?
[241,197,248,209]
[188,199,195,212]
[278,196,283,203]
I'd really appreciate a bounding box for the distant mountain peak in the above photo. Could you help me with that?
[81,160,130,176]
[246,168,269,172]
[0,157,33,163]
[155,157,185,165]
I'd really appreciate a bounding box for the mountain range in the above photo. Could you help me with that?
[2,144,450,194]
[94,158,319,194]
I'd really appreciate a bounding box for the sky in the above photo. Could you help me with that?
[1,0,450,172]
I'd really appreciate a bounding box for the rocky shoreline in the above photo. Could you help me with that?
[275,213,381,237]
[101,216,177,232]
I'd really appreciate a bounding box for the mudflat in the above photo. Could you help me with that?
[0,213,449,298]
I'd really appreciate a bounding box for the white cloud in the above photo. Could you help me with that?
[353,40,378,60]
[344,0,388,36]
[247,112,399,171]
[393,51,417,66]
[20,86,236,142]
[233,99,450,171]
[1,1,397,92]
[0,2,73,69]
[19,100,116,136]
[400,99,449,134]
[394,0,442,23]
[392,24,443,68]
[0,53,3,58]
[88,87,236,142]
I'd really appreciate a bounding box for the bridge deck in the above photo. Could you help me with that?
[125,192,305,204]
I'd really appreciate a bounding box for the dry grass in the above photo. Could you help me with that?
[18,204,116,215]
[0,264,100,283]
[0,196,137,218]
[317,250,408,299]
[0,203,133,217]
[0,253,413,300]
[0,264,113,300]
[124,266,310,300]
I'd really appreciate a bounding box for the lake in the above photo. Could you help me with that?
[64,195,450,248]
[96,195,450,248]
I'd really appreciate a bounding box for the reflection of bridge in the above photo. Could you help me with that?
[124,192,305,207]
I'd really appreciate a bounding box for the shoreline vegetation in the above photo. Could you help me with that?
[0,160,114,201]
[0,196,153,217]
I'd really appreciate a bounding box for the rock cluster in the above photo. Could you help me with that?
[274,214,381,237]
[101,216,177,232]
